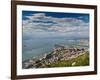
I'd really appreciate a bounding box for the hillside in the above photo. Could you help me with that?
[22,45,89,69]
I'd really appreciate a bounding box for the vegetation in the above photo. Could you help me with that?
[23,46,89,69]
[47,51,89,67]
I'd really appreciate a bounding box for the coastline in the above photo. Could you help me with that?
[22,45,89,69]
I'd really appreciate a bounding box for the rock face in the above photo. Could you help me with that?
[22,45,88,69]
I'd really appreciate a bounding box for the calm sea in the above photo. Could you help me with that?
[22,38,89,62]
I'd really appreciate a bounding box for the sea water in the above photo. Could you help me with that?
[22,38,89,62]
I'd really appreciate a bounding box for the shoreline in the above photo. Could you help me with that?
[22,45,89,69]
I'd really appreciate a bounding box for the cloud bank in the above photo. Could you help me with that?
[22,12,89,39]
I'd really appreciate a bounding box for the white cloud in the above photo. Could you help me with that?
[26,13,46,19]
[22,13,89,39]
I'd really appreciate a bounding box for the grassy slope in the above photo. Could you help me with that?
[47,51,89,67]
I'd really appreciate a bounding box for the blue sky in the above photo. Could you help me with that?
[22,10,89,39]
[22,11,89,22]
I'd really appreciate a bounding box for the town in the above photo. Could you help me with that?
[22,45,89,69]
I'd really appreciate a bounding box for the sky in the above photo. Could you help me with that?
[22,11,89,39]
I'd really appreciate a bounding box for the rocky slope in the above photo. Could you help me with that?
[22,46,89,69]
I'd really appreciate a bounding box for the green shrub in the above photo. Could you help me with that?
[47,52,89,67]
